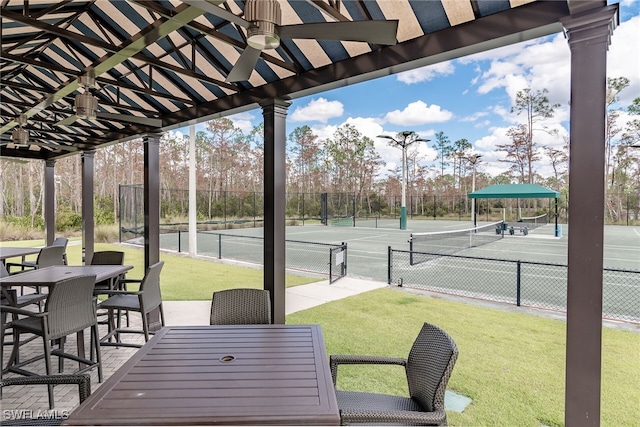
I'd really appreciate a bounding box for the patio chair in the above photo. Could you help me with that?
[210,288,271,325]
[5,238,68,274]
[5,245,66,298]
[90,250,127,326]
[0,262,47,310]
[330,322,459,426]
[89,250,126,294]
[1,262,47,365]
[98,261,165,348]
[0,274,102,409]
[0,374,91,426]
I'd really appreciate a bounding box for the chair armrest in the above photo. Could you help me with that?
[98,289,142,296]
[119,278,142,285]
[0,305,47,318]
[330,354,407,384]
[4,262,36,274]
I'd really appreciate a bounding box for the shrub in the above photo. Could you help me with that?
[95,224,120,243]
[56,210,82,231]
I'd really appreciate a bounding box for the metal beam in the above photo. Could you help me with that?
[0,5,206,134]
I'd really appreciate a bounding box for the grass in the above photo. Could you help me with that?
[4,239,639,425]
[287,289,640,427]
[4,240,320,300]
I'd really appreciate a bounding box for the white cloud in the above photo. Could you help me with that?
[607,14,640,107]
[228,112,256,134]
[396,61,455,84]
[384,101,453,126]
[460,111,490,123]
[290,97,344,123]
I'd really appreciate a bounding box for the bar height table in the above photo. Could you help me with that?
[64,324,340,425]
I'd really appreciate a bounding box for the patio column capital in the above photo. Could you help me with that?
[561,4,618,48]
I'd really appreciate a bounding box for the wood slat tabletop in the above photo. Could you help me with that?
[0,265,133,287]
[64,325,340,425]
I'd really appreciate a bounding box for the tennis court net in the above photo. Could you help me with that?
[518,213,548,229]
[409,221,504,265]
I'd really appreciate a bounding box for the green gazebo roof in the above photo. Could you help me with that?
[468,184,560,199]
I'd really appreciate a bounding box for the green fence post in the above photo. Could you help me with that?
[516,261,521,306]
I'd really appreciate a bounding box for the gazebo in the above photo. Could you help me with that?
[0,1,620,423]
[468,183,562,236]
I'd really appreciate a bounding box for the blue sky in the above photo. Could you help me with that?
[178,0,640,180]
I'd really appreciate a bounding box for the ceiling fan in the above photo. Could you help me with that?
[56,73,162,128]
[184,0,399,82]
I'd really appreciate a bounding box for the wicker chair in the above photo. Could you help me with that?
[330,322,459,426]
[98,261,165,348]
[89,250,126,294]
[0,275,102,409]
[0,374,91,426]
[5,241,67,274]
[210,288,271,325]
[0,262,47,310]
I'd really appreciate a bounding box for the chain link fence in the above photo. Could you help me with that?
[126,229,347,284]
[388,248,639,323]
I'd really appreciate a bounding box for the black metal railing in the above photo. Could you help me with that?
[127,229,347,283]
[388,248,639,323]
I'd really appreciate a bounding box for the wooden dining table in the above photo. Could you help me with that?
[64,324,340,426]
[0,265,133,287]
[0,247,40,263]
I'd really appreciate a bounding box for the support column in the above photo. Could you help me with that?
[560,5,618,426]
[260,98,291,324]
[81,151,95,264]
[144,132,162,331]
[143,133,162,269]
[44,160,56,246]
[189,125,197,256]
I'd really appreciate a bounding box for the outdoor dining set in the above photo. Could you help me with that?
[1,241,459,426]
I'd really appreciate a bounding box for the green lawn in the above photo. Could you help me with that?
[5,240,320,300]
[288,290,640,427]
[5,239,639,425]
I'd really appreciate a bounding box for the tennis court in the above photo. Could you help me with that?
[142,219,639,322]
[180,220,639,279]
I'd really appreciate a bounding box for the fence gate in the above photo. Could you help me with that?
[329,242,348,283]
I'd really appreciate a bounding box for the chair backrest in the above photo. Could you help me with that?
[36,245,66,268]
[0,262,8,278]
[405,322,459,413]
[51,237,68,249]
[89,251,124,265]
[210,288,272,325]
[45,274,97,340]
[139,261,164,313]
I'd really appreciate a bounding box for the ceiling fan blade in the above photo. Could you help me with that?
[56,115,79,126]
[279,20,399,45]
[96,112,163,128]
[226,46,262,82]
[182,0,250,28]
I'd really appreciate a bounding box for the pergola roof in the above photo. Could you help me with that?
[469,183,561,199]
[0,0,602,161]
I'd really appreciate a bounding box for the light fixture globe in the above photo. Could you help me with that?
[12,127,29,145]
[75,92,98,120]
[245,0,281,50]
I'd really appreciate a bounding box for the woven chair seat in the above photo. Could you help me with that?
[336,390,446,425]
[330,323,458,426]
[98,294,139,311]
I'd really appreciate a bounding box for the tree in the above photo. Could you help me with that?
[544,138,569,191]
[433,131,453,177]
[497,124,530,183]
[510,88,560,183]
[287,126,320,194]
